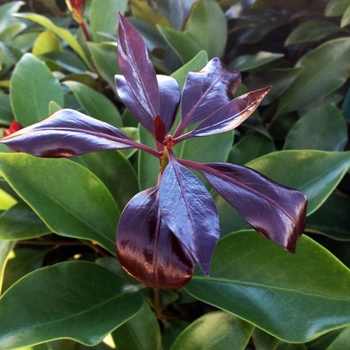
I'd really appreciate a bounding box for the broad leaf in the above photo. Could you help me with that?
[185,231,350,342]
[0,261,144,348]
[171,311,254,350]
[277,38,350,115]
[10,53,64,126]
[181,87,271,139]
[186,161,307,252]
[0,201,50,240]
[174,58,241,137]
[0,153,119,254]
[159,157,220,275]
[112,303,162,350]
[0,1,24,34]
[0,240,15,295]
[117,186,194,289]
[283,104,348,151]
[325,0,350,17]
[229,51,284,71]
[0,109,145,157]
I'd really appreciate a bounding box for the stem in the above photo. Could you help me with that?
[154,288,163,318]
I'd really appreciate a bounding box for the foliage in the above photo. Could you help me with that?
[0,0,349,349]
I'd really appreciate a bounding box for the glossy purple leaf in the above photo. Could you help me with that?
[174,58,241,137]
[117,186,195,289]
[178,87,271,140]
[0,109,147,157]
[159,153,220,276]
[182,160,307,253]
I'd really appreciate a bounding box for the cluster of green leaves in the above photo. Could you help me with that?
[0,0,350,349]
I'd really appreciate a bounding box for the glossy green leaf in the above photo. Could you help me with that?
[341,5,350,26]
[252,328,280,350]
[283,104,348,151]
[285,20,344,46]
[0,187,16,210]
[277,38,350,115]
[185,0,227,59]
[87,42,119,91]
[185,231,350,342]
[1,248,45,293]
[230,52,284,71]
[78,150,139,211]
[89,0,127,43]
[276,343,307,350]
[39,51,87,74]
[112,302,162,350]
[131,0,171,28]
[63,81,122,127]
[0,240,15,294]
[10,53,63,126]
[0,153,120,254]
[325,0,350,17]
[0,201,50,240]
[171,311,254,350]
[228,132,276,165]
[0,261,144,348]
[0,1,23,34]
[247,150,350,215]
[306,193,350,240]
[0,22,27,43]
[14,13,91,69]
[32,30,62,56]
[157,25,201,64]
[322,326,350,349]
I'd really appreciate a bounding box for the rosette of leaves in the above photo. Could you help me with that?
[1,13,307,290]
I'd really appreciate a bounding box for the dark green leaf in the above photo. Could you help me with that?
[0,240,15,294]
[0,153,120,254]
[277,38,350,115]
[0,201,50,240]
[171,311,254,350]
[283,104,348,151]
[252,328,280,350]
[0,261,144,348]
[185,231,350,342]
[10,53,64,126]
[112,303,162,350]
[230,52,284,71]
[325,0,350,17]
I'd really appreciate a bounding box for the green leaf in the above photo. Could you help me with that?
[252,0,308,11]
[1,248,45,293]
[285,20,344,45]
[0,187,17,210]
[78,150,139,211]
[0,240,16,294]
[157,25,201,64]
[306,193,350,240]
[277,38,350,115]
[0,1,24,34]
[87,42,119,90]
[63,81,122,127]
[185,0,227,59]
[185,231,350,342]
[341,5,350,26]
[252,328,280,350]
[112,302,162,350]
[283,104,348,151]
[0,261,144,348]
[0,201,50,240]
[247,150,350,215]
[14,13,91,69]
[321,326,350,349]
[229,51,284,71]
[0,153,120,254]
[32,30,62,56]
[171,311,254,350]
[10,53,64,126]
[89,0,128,42]
[228,132,276,165]
[325,0,350,17]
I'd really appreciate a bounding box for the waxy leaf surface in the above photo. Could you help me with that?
[159,157,220,275]
[0,261,144,348]
[117,186,194,289]
[1,109,137,157]
[175,58,241,136]
[188,161,307,252]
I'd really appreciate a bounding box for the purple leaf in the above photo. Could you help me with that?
[0,109,148,157]
[178,87,271,140]
[117,186,194,289]
[117,13,159,133]
[183,161,307,253]
[159,153,220,275]
[174,58,241,137]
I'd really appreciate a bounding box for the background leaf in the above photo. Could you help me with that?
[171,311,254,350]
[0,261,144,348]
[0,240,15,294]
[0,153,120,254]
[185,231,350,342]
[10,53,63,126]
